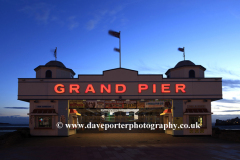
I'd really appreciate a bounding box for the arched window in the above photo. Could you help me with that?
[46,70,52,78]
[189,70,195,78]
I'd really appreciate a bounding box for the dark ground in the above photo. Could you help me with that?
[0,129,240,160]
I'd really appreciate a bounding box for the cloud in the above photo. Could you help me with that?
[19,3,79,30]
[215,105,236,108]
[207,67,235,76]
[222,79,240,88]
[86,6,125,30]
[217,99,240,104]
[108,6,123,15]
[86,11,106,30]
[68,16,79,30]
[206,65,240,79]
[4,107,29,109]
[217,110,240,112]
[110,16,117,23]
[135,60,171,75]
[20,2,51,24]
[86,19,100,30]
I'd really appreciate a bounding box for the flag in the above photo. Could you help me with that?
[114,48,120,52]
[178,47,184,52]
[108,30,120,38]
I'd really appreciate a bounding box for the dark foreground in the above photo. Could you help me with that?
[0,129,240,160]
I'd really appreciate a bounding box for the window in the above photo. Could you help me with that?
[189,115,205,127]
[189,70,195,78]
[46,70,52,78]
[37,116,52,128]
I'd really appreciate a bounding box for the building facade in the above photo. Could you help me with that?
[18,60,222,136]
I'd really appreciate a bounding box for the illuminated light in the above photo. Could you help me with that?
[155,99,158,101]
[175,84,186,93]
[54,84,65,93]
[153,84,156,93]
[115,84,126,93]
[69,84,80,93]
[138,84,148,93]
[141,99,145,101]
[83,100,86,101]
[161,84,170,93]
[111,99,115,101]
[54,83,187,94]
[85,84,96,93]
[100,84,111,93]
[126,99,130,101]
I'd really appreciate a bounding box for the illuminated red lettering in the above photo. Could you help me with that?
[175,84,186,93]
[115,84,126,93]
[69,84,80,93]
[161,84,170,93]
[85,84,96,93]
[100,84,111,93]
[138,84,148,93]
[54,83,186,94]
[54,84,65,93]
[153,84,156,93]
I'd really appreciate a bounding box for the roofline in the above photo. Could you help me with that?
[77,67,163,78]
[165,65,206,75]
[34,65,75,75]
[18,98,223,102]
[103,67,138,73]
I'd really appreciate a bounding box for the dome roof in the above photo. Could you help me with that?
[174,60,195,68]
[45,61,66,68]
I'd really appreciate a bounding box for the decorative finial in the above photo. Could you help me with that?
[54,47,57,61]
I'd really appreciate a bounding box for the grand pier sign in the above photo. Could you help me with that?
[18,68,222,101]
[54,83,186,94]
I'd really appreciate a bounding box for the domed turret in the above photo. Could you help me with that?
[45,61,66,68]
[34,60,75,78]
[175,60,195,68]
[165,60,205,78]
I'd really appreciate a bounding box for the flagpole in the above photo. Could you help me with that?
[108,30,121,68]
[56,47,57,61]
[54,47,57,61]
[119,31,121,68]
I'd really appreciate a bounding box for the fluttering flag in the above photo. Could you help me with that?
[114,48,120,52]
[108,30,121,68]
[178,47,185,60]
[108,30,120,38]
[178,47,184,52]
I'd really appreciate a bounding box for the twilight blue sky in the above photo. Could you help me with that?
[0,0,240,123]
